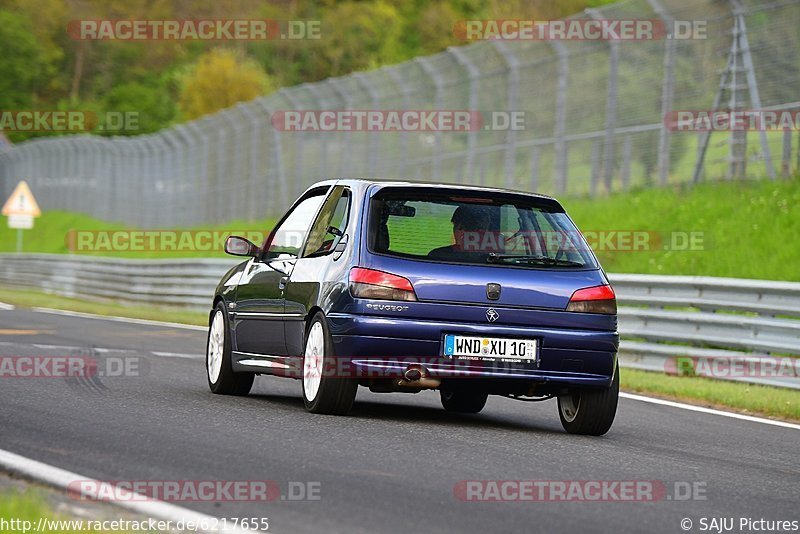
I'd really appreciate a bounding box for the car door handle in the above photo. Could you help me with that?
[279,276,289,290]
[333,234,348,261]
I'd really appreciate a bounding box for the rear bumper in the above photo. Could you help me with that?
[327,312,618,388]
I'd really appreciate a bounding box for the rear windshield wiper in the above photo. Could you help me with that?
[486,253,583,267]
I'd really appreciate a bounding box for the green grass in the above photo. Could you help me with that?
[562,176,800,281]
[0,285,207,326]
[0,210,276,258]
[0,489,128,533]
[622,368,799,422]
[5,178,798,281]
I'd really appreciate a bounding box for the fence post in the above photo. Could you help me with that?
[354,73,381,178]
[0,148,9,195]
[384,66,411,178]
[278,88,305,196]
[530,145,540,191]
[147,136,164,228]
[492,40,522,190]
[415,56,444,182]
[62,139,75,213]
[621,135,633,189]
[255,98,287,216]
[95,138,112,222]
[196,118,215,224]
[151,136,176,227]
[230,103,259,222]
[328,78,353,178]
[549,41,569,194]
[587,8,619,194]
[732,0,775,179]
[447,46,479,184]
[797,129,800,174]
[781,129,792,178]
[305,83,329,184]
[647,0,676,186]
[173,125,195,226]
[590,139,601,196]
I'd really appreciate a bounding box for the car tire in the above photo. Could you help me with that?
[302,311,357,415]
[206,302,254,396]
[440,388,488,414]
[557,363,619,436]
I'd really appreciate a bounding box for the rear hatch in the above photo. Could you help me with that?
[354,184,613,325]
[364,254,605,310]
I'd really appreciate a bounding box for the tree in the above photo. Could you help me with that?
[102,81,176,135]
[178,48,271,120]
[304,1,405,78]
[0,10,59,141]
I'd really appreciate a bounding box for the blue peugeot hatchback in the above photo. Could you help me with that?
[207,179,619,435]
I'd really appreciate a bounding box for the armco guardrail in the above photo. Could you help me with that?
[0,254,797,389]
[0,254,239,309]
[608,273,800,390]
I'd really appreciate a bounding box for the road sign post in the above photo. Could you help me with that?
[2,181,41,253]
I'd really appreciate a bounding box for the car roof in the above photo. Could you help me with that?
[314,178,558,202]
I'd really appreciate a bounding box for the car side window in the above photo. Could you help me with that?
[302,187,351,258]
[264,189,327,258]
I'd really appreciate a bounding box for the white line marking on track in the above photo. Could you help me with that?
[0,302,15,310]
[31,307,207,331]
[0,448,261,533]
[152,351,203,359]
[3,341,202,360]
[92,347,134,354]
[31,343,83,351]
[620,392,800,430]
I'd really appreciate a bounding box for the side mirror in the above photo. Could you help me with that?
[225,236,259,257]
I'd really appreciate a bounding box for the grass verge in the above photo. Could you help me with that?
[0,286,207,326]
[0,210,276,258]
[1,177,798,281]
[621,368,799,422]
[562,176,800,281]
[0,489,124,533]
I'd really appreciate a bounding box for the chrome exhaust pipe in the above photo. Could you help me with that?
[397,365,440,389]
[404,367,422,381]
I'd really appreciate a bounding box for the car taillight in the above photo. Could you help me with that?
[566,285,616,314]
[349,267,417,302]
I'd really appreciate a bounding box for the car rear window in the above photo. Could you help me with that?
[368,188,597,269]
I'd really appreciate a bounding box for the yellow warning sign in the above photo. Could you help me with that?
[2,181,41,217]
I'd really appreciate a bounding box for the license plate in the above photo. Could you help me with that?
[443,334,538,364]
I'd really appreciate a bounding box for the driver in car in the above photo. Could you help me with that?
[428,205,491,260]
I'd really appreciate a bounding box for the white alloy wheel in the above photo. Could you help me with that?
[207,310,224,384]
[303,321,325,401]
[559,392,581,423]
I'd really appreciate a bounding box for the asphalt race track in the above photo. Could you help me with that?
[0,307,797,534]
